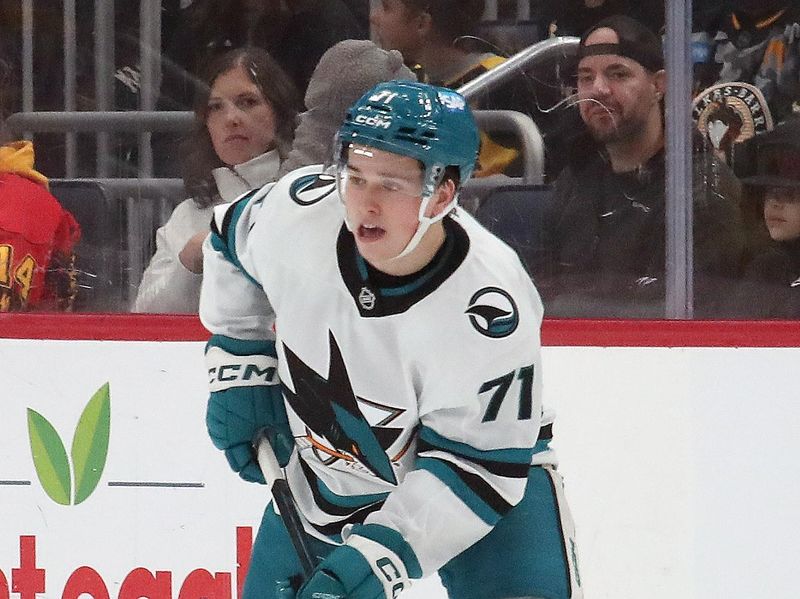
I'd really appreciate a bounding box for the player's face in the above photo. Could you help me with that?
[206,65,278,167]
[763,186,800,242]
[341,145,442,273]
[576,28,664,144]
[370,0,423,61]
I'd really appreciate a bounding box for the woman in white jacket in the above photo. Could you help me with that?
[133,47,301,313]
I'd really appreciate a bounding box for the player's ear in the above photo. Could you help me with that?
[428,178,456,218]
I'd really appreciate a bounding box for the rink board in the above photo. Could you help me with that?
[1,322,799,599]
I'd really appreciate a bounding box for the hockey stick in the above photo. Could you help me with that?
[253,428,318,583]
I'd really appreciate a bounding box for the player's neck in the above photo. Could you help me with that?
[373,221,446,277]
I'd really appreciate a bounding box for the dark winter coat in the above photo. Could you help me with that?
[534,136,744,317]
[733,237,800,318]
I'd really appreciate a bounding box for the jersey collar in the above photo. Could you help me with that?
[337,216,470,317]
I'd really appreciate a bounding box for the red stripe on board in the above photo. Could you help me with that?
[1,314,800,347]
[542,318,800,347]
[0,314,210,341]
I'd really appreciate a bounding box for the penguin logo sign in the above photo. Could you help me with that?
[465,287,519,338]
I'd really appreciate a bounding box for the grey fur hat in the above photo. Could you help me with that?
[278,40,416,176]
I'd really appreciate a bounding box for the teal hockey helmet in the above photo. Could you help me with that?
[336,80,479,260]
[337,80,479,193]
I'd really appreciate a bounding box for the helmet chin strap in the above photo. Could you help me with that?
[388,191,457,262]
[388,164,454,262]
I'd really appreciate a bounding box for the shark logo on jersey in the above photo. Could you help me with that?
[281,332,403,484]
[466,287,519,338]
[289,173,336,206]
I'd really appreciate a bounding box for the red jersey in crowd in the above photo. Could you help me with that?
[0,141,80,311]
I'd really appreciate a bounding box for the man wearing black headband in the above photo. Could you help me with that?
[535,15,744,318]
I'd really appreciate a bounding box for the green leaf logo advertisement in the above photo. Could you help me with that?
[27,383,111,506]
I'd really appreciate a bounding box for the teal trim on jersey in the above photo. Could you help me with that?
[354,240,452,297]
[437,467,574,599]
[348,523,423,579]
[356,253,369,279]
[381,259,447,296]
[416,457,501,526]
[532,438,551,455]
[314,475,389,510]
[211,199,262,290]
[210,229,230,254]
[420,426,534,465]
[206,334,276,357]
[209,229,261,290]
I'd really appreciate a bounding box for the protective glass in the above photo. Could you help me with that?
[335,144,426,202]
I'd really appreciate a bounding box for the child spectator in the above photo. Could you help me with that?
[734,118,800,318]
[134,47,302,313]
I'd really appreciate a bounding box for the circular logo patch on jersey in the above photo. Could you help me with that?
[289,173,336,206]
[466,287,519,338]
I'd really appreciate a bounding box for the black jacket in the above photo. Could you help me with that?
[535,136,744,317]
[734,237,800,318]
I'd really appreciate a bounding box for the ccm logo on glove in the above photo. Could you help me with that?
[376,557,406,596]
[348,535,410,598]
[206,347,279,392]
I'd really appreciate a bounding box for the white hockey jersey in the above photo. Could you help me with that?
[200,165,555,576]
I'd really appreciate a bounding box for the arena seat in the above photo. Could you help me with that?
[50,178,185,312]
[474,183,555,274]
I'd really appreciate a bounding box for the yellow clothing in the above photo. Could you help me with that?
[0,141,50,188]
[442,55,520,178]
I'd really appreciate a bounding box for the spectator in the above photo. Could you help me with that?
[277,39,415,177]
[155,0,366,176]
[133,47,301,313]
[707,0,800,124]
[538,15,743,318]
[370,0,526,177]
[733,118,800,318]
[0,139,80,311]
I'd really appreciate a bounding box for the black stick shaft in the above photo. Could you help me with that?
[271,478,317,579]
[254,429,318,583]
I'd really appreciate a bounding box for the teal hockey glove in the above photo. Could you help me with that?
[206,337,293,483]
[297,524,421,599]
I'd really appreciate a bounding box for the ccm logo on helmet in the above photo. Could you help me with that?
[355,114,392,129]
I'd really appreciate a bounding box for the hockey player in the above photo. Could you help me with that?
[200,80,581,599]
